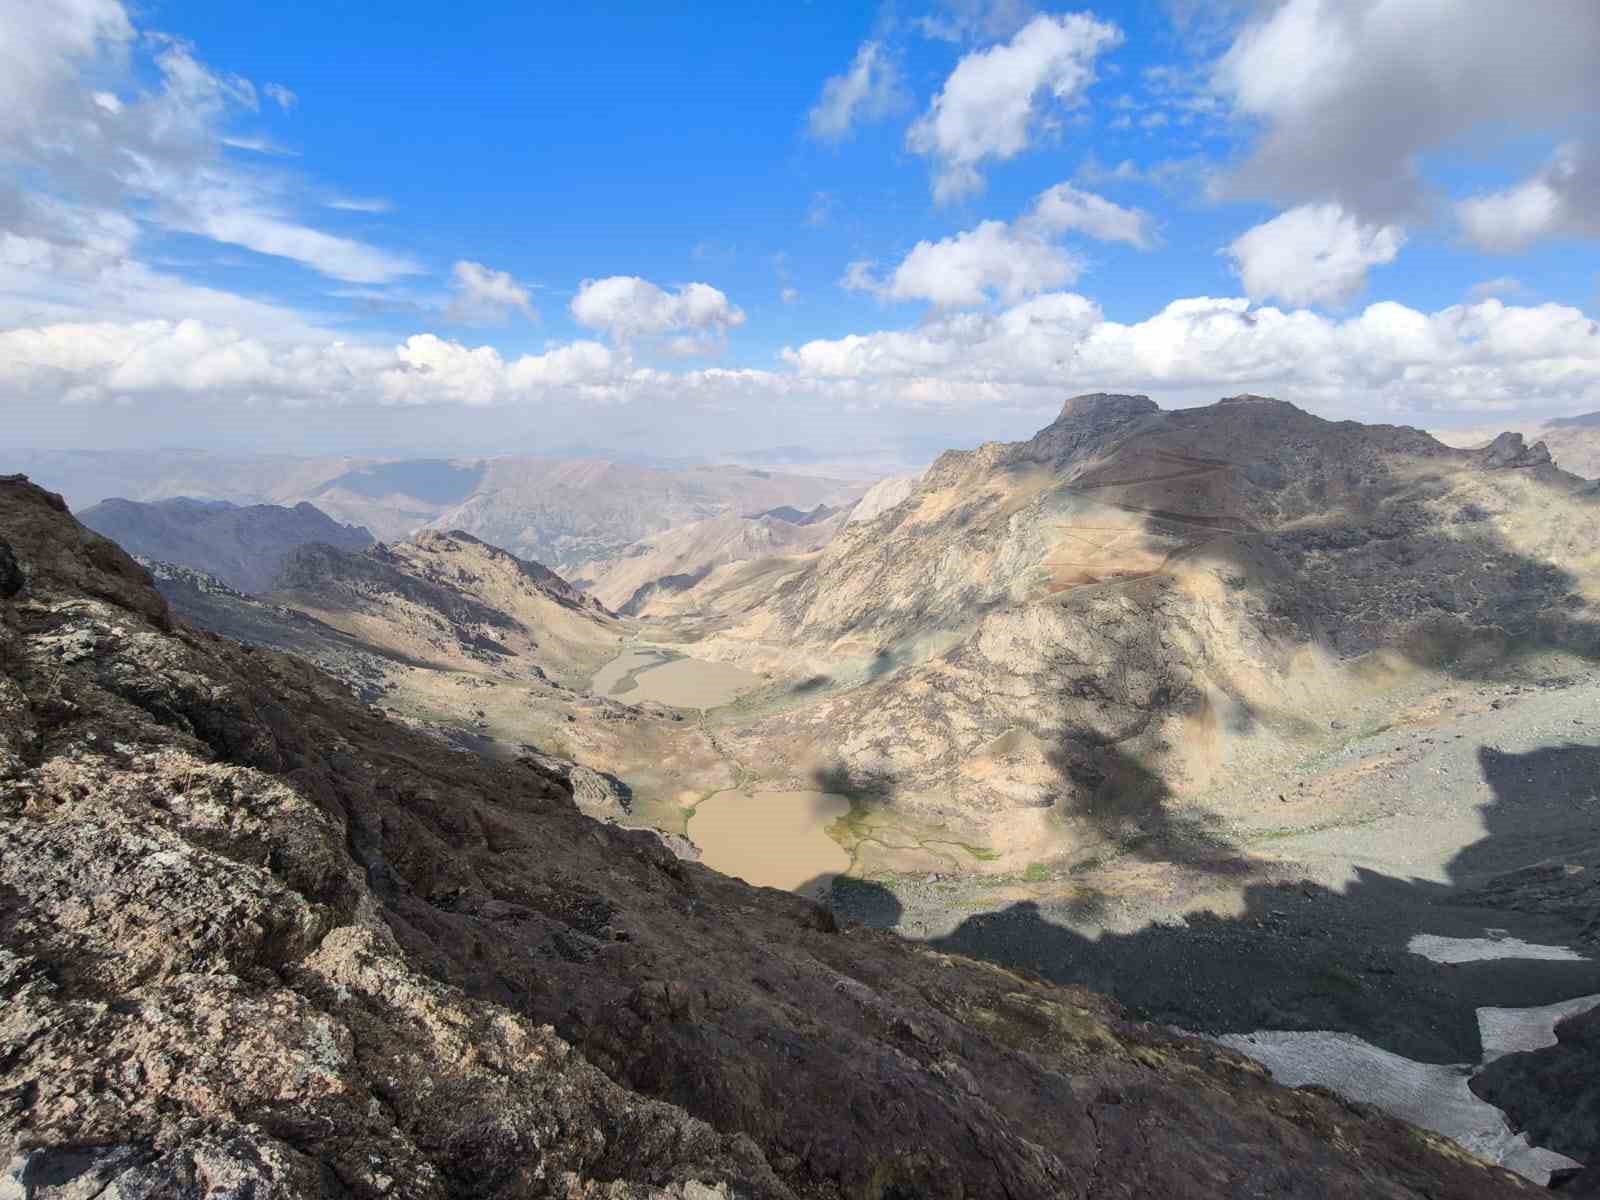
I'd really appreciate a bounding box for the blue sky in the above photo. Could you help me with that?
[2,1,1599,458]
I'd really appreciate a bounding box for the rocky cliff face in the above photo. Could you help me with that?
[78,496,374,595]
[0,472,1535,1198]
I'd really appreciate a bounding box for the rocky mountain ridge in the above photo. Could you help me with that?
[0,470,1540,1197]
[585,510,850,616]
[20,449,865,578]
[268,530,616,689]
[1435,411,1600,480]
[78,496,374,594]
[657,393,1600,874]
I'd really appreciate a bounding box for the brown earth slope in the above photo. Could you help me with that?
[0,472,1540,1199]
[585,509,849,615]
[269,530,617,689]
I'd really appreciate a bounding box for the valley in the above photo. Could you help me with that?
[18,392,1600,1187]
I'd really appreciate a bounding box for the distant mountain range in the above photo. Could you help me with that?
[25,449,863,574]
[78,496,373,594]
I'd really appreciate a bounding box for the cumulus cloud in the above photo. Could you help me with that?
[844,183,1152,308]
[570,276,745,352]
[781,292,1600,416]
[4,294,1598,424]
[846,221,1081,308]
[1211,0,1600,221]
[1457,143,1600,253]
[0,320,619,408]
[1028,183,1155,248]
[807,42,909,142]
[446,260,536,323]
[907,12,1122,202]
[1225,204,1404,308]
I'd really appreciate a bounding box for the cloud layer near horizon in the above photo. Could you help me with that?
[6,293,1596,421]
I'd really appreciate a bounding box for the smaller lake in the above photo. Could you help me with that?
[591,649,667,696]
[690,790,852,898]
[594,649,760,709]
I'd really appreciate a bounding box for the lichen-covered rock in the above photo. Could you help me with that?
[0,473,1537,1199]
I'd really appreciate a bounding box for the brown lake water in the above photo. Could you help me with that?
[595,650,760,709]
[689,790,852,898]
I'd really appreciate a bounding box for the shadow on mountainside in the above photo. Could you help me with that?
[907,460,1600,1049]
[1045,737,1252,878]
[1132,460,1600,670]
[917,739,1600,1071]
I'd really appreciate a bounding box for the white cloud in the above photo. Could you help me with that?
[1458,143,1600,253]
[0,320,620,408]
[1468,277,1527,302]
[0,0,419,292]
[848,221,1081,308]
[570,276,745,351]
[1075,155,1211,192]
[173,182,420,283]
[1226,204,1404,308]
[807,42,908,142]
[1211,0,1600,221]
[840,260,881,294]
[325,196,393,214]
[446,260,536,323]
[843,182,1152,309]
[781,287,799,305]
[219,135,297,157]
[907,12,1122,202]
[4,294,1598,424]
[781,292,1600,417]
[1027,183,1155,249]
[263,82,296,111]
[916,0,1036,44]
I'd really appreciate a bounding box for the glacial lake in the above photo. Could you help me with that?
[594,649,760,709]
[690,790,852,898]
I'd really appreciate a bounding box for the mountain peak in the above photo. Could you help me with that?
[1054,391,1160,423]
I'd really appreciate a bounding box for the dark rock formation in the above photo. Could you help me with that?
[1474,1006,1600,1167]
[78,495,373,594]
[0,471,1538,1197]
[1476,432,1555,470]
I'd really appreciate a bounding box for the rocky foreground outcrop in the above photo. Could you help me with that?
[0,473,1536,1198]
